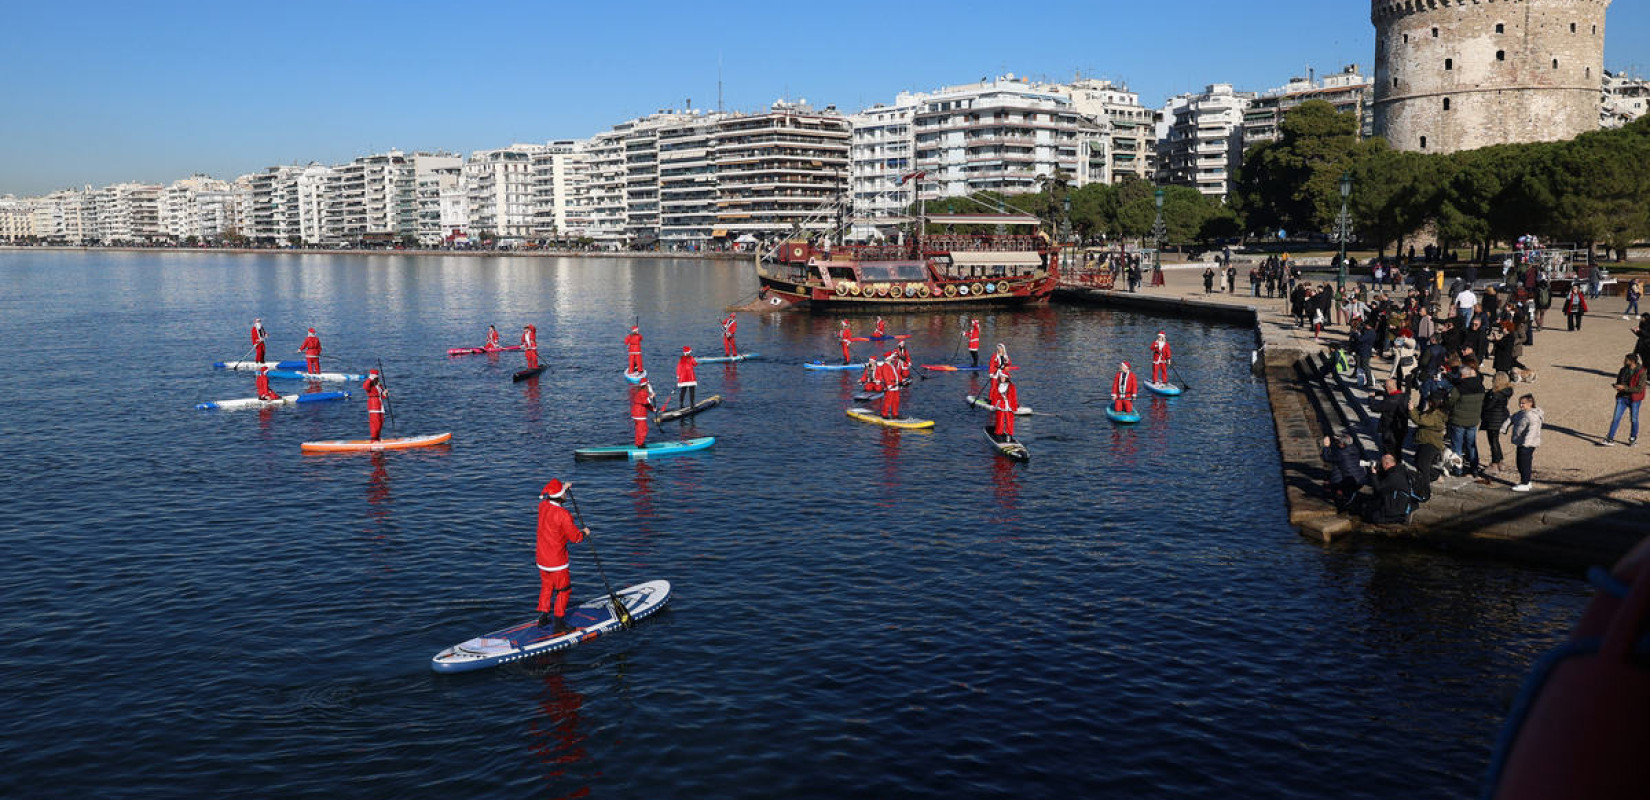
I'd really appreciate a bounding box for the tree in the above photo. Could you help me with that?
[1231,100,1362,235]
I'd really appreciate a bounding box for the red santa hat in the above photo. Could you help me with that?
[1121,361,1132,370]
[307,327,316,333]
[539,479,570,499]
[683,346,692,354]
[631,325,639,333]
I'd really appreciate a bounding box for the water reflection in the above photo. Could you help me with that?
[991,455,1022,514]
[629,461,656,521]
[366,453,390,513]
[528,672,589,799]
[521,372,542,423]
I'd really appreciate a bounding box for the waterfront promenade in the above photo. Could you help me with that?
[1059,263,1647,570]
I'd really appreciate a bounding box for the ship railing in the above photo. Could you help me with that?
[922,234,1040,253]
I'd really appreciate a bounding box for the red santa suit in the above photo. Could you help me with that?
[988,348,1013,406]
[994,380,1018,437]
[721,314,738,356]
[839,322,853,364]
[860,360,883,392]
[251,320,268,363]
[629,381,655,447]
[486,326,501,350]
[894,346,912,386]
[675,348,698,407]
[298,329,321,374]
[1113,367,1138,414]
[966,320,982,366]
[364,372,386,441]
[625,327,644,373]
[877,359,902,419]
[874,317,887,337]
[1150,335,1172,384]
[522,325,539,369]
[255,367,280,401]
[535,487,585,625]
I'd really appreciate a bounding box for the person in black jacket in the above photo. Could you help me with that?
[1364,454,1416,525]
[1374,378,1411,458]
[1321,431,1368,512]
[1480,371,1515,476]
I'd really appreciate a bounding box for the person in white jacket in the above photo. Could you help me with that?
[1502,394,1544,492]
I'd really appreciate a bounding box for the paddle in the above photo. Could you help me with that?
[232,341,257,366]
[1171,363,1193,392]
[566,494,633,629]
[649,386,671,430]
[376,359,397,432]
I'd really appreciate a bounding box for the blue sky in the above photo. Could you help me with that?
[3,0,1645,196]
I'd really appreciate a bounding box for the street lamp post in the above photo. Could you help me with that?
[1151,188,1167,287]
[1336,171,1353,294]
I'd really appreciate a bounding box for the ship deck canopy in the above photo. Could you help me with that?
[925,213,1043,226]
[946,251,1043,266]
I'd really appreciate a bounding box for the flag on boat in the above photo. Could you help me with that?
[897,170,927,185]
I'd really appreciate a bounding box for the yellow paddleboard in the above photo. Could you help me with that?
[846,407,935,430]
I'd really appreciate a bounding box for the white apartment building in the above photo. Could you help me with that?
[0,196,33,242]
[247,166,298,244]
[849,98,919,239]
[714,101,850,241]
[93,183,164,243]
[325,150,417,244]
[530,140,588,239]
[465,144,542,240]
[656,116,723,248]
[417,162,466,246]
[1242,65,1375,150]
[162,176,242,242]
[1064,79,1156,183]
[1602,70,1650,128]
[1157,84,1254,199]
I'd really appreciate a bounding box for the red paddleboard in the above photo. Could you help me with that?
[448,345,524,356]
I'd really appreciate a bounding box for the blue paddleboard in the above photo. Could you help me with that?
[1145,381,1183,396]
[804,360,866,371]
[430,580,671,673]
[695,353,759,364]
[573,436,716,460]
[1105,406,1142,424]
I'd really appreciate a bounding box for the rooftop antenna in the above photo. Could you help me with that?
[718,52,724,114]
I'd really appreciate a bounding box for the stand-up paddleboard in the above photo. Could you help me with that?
[846,407,935,430]
[1145,381,1184,396]
[695,352,758,364]
[448,345,524,356]
[574,437,716,461]
[853,392,884,403]
[512,365,547,382]
[804,361,866,371]
[196,391,350,411]
[655,395,721,423]
[214,360,307,371]
[431,580,671,673]
[301,432,453,453]
[266,369,367,383]
[1104,406,1142,424]
[984,426,1030,462]
[923,364,1015,373]
[624,370,645,384]
[850,334,910,342]
[965,394,1033,416]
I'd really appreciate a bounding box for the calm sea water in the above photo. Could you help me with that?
[0,251,1589,798]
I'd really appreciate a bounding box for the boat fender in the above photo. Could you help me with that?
[851,283,861,296]
[918,285,931,298]
[986,282,997,294]
[903,284,916,297]
[835,283,848,296]
[945,284,958,297]
[970,283,983,296]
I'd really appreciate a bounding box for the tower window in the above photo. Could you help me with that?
[1497,50,1506,61]
[1443,98,1451,110]
[1571,23,1577,33]
[1432,27,1439,38]
[1587,67,1592,79]
[1553,59,1560,69]
[1393,77,1399,88]
[1420,136,1428,150]
[1496,23,1504,34]
[1404,33,1410,43]
[1446,59,1454,71]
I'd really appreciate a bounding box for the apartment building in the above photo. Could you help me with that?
[656,115,723,248]
[848,98,919,239]
[1064,79,1157,182]
[713,101,850,241]
[417,161,466,246]
[92,183,163,244]
[530,140,588,239]
[0,196,33,242]
[1602,69,1650,128]
[1157,84,1254,199]
[1243,65,1375,149]
[464,145,541,240]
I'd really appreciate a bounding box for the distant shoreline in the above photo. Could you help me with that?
[0,245,749,261]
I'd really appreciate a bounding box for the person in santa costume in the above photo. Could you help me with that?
[522,324,539,369]
[629,372,657,447]
[251,318,269,363]
[1149,331,1172,385]
[877,355,903,419]
[1113,361,1139,414]
[363,369,387,441]
[297,327,322,374]
[625,325,644,374]
[675,346,698,408]
[255,365,281,401]
[534,479,588,634]
[721,313,738,357]
[964,319,981,367]
[839,320,854,365]
[993,374,1019,438]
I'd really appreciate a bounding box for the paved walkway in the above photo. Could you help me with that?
[1067,261,1646,568]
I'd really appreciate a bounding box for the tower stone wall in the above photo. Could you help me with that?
[1372,0,1609,154]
